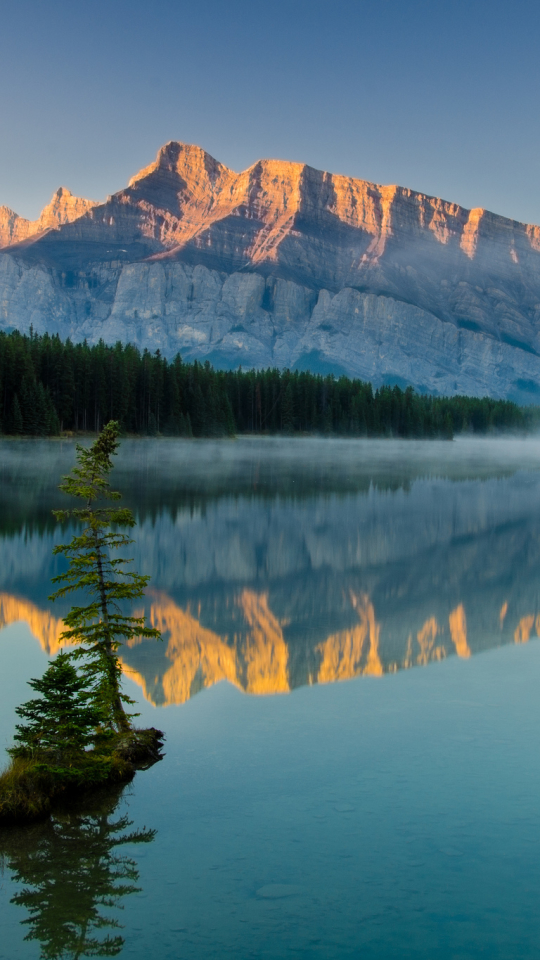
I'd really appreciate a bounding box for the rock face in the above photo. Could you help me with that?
[2,141,540,400]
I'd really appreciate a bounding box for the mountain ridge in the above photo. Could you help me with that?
[6,141,540,272]
[2,140,540,401]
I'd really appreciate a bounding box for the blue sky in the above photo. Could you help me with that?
[1,0,540,223]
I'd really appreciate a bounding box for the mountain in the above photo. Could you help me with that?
[2,141,540,400]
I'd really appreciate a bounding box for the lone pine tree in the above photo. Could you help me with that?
[49,421,161,732]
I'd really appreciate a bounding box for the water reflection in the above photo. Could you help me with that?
[2,437,540,704]
[4,584,535,705]
[0,786,155,959]
[3,438,540,960]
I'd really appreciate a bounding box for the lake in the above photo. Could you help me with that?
[1,436,540,959]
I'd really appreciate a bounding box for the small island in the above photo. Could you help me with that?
[0,421,164,824]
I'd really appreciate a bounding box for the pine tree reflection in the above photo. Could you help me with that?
[0,785,156,959]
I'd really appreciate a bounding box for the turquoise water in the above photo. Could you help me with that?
[1,437,540,958]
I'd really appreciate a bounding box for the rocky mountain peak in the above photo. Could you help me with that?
[128,140,231,192]
[0,187,99,249]
[37,187,98,231]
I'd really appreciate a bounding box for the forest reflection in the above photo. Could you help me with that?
[0,786,155,959]
[3,436,540,537]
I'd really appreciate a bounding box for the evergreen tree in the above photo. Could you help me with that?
[12,393,24,434]
[49,421,161,732]
[8,653,102,761]
[443,411,454,440]
[221,391,236,436]
[147,411,158,436]
[43,387,61,436]
[20,377,39,434]
[281,380,295,432]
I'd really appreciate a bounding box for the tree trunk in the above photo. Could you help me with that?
[93,528,129,732]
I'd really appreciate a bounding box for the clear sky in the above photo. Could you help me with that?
[1,0,540,224]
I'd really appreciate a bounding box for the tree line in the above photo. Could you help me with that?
[0,328,533,439]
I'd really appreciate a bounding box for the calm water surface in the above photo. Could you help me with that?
[1,437,540,959]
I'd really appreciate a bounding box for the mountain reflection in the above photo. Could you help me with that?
[2,437,540,705]
[0,786,155,959]
[2,585,539,705]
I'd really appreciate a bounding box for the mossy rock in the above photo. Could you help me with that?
[112,727,165,768]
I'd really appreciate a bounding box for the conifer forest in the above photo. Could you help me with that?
[0,329,533,439]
